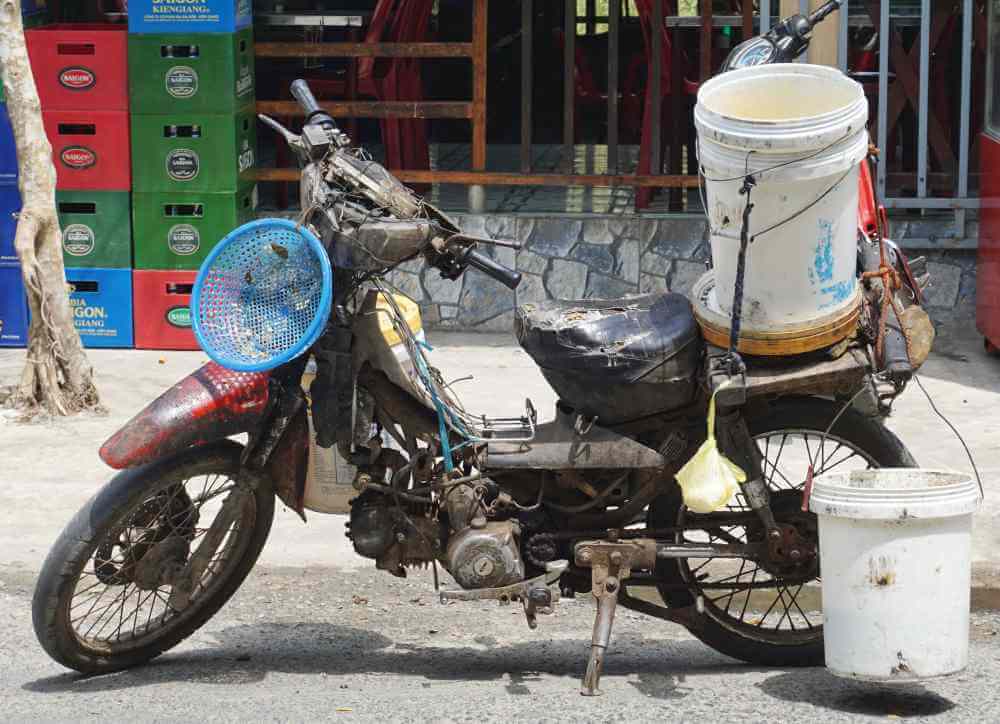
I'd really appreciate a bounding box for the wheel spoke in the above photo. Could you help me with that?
[66,467,256,652]
[662,421,885,645]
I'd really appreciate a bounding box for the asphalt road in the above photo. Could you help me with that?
[2,562,999,723]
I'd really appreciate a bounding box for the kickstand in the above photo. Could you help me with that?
[581,563,622,696]
[575,540,650,696]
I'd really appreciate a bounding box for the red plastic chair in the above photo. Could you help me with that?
[633,0,700,210]
[358,0,433,173]
[552,29,645,144]
[275,0,432,206]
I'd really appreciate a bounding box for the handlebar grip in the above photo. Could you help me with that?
[291,79,339,130]
[461,248,522,290]
[807,0,842,25]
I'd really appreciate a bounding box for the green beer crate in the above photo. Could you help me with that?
[57,191,132,268]
[130,108,256,193]
[128,28,255,114]
[132,184,257,270]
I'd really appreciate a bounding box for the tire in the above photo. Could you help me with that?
[650,396,916,667]
[32,441,275,673]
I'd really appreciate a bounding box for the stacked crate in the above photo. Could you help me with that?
[25,23,134,348]
[128,1,257,350]
[0,95,28,348]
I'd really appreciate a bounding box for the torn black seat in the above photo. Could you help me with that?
[514,293,703,424]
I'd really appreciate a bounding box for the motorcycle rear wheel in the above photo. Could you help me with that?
[649,396,916,666]
[32,441,274,673]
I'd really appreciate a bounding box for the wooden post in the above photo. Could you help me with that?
[470,0,488,210]
[779,0,839,66]
[807,0,840,66]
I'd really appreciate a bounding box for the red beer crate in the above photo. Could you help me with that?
[42,110,130,191]
[133,269,199,350]
[26,24,129,111]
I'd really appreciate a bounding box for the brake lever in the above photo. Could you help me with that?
[449,233,522,250]
[258,114,303,150]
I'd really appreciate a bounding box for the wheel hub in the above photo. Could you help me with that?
[93,488,197,586]
[749,491,819,578]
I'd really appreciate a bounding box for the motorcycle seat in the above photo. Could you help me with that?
[514,293,703,422]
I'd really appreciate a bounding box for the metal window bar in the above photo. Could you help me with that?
[917,0,930,198]
[521,0,533,174]
[955,0,974,233]
[838,0,849,71]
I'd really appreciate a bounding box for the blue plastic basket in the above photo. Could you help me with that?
[192,218,333,372]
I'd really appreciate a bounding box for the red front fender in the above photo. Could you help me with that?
[100,363,272,469]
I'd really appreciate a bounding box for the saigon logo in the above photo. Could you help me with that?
[165,66,199,99]
[62,224,96,257]
[167,224,200,255]
[166,148,199,182]
[166,306,192,329]
[60,146,97,170]
[58,67,96,91]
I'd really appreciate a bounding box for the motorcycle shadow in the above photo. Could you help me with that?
[23,622,960,713]
[24,621,742,701]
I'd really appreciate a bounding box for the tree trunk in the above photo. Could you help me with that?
[0,0,99,415]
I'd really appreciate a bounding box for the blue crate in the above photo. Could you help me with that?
[0,105,18,185]
[65,267,134,348]
[0,264,28,347]
[128,0,251,33]
[0,186,22,264]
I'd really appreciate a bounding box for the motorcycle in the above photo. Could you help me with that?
[33,0,932,695]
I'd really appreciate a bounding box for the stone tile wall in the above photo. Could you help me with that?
[384,214,977,335]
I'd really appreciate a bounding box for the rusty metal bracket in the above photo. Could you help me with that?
[574,539,657,696]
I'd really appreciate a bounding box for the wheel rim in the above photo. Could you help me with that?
[67,471,256,654]
[674,428,878,644]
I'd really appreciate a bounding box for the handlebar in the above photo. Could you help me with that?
[455,247,522,290]
[291,79,339,132]
[807,0,843,26]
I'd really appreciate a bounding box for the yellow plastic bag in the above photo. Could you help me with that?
[675,384,746,513]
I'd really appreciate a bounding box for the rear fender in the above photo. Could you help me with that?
[100,363,271,469]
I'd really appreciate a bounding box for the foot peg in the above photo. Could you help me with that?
[575,540,657,696]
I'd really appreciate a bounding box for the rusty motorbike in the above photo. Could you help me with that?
[34,1,933,695]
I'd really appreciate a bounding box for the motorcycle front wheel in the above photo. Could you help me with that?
[32,440,274,673]
[649,396,916,667]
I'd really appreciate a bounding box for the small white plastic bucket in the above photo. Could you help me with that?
[810,469,981,682]
[695,64,869,329]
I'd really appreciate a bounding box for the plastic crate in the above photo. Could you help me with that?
[0,264,29,347]
[128,27,254,114]
[0,104,18,184]
[0,185,22,264]
[57,191,132,268]
[128,0,252,34]
[65,267,134,348]
[133,269,198,350]
[132,184,256,270]
[130,109,255,193]
[26,24,129,111]
[43,110,131,191]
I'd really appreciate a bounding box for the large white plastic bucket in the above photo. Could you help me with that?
[810,469,981,682]
[695,64,869,329]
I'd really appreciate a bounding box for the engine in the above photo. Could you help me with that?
[347,480,524,589]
